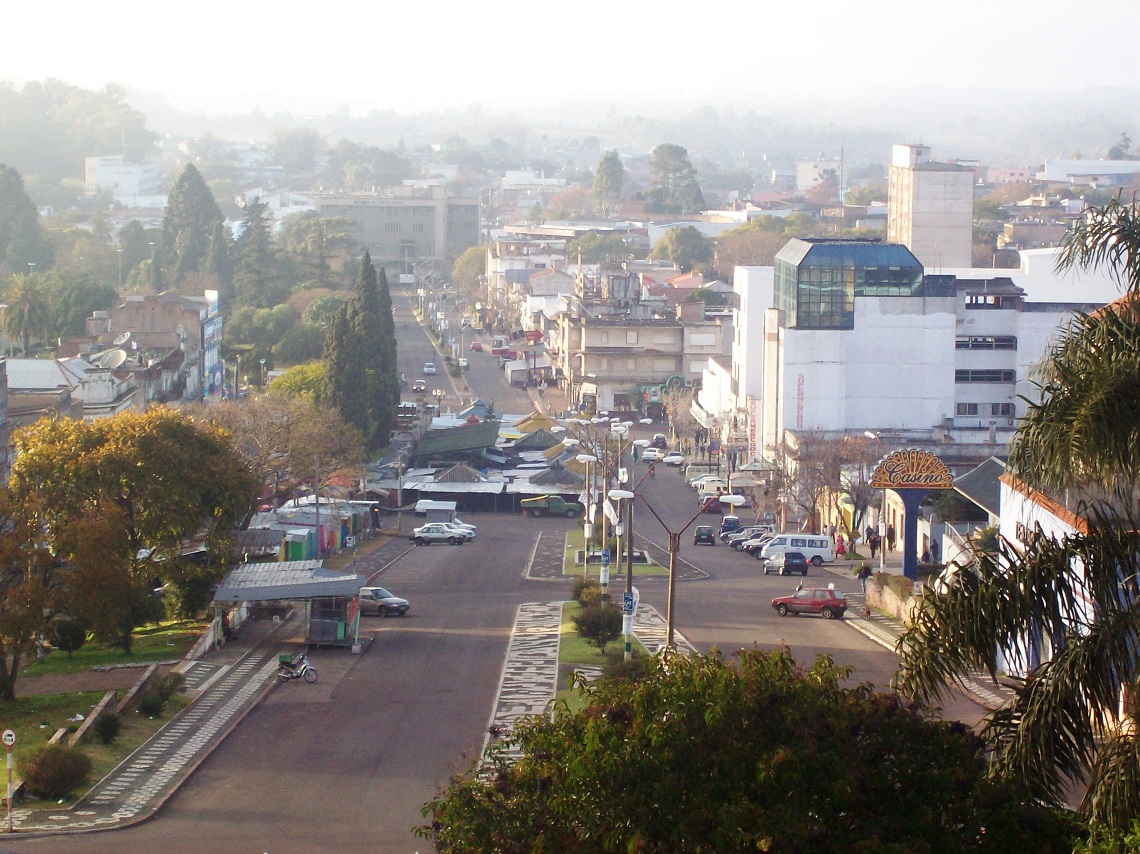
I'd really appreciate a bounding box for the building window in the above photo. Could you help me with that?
[955,336,1017,350]
[965,294,1015,309]
[956,403,979,416]
[626,330,638,345]
[991,403,1014,417]
[955,369,1016,383]
[600,331,609,344]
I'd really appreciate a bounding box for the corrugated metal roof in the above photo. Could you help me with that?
[6,358,74,391]
[214,561,364,601]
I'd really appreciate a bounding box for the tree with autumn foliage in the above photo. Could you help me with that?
[0,492,57,700]
[9,409,258,655]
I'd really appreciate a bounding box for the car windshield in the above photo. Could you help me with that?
[373,588,392,598]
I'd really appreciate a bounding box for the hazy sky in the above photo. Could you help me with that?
[5,0,1140,116]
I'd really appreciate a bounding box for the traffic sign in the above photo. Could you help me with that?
[345,536,356,548]
[623,592,634,613]
[1,730,13,747]
[601,548,610,565]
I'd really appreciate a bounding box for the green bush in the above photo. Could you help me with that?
[570,576,601,603]
[573,604,623,655]
[136,691,167,717]
[16,744,92,800]
[152,671,186,701]
[48,616,88,657]
[602,650,649,683]
[92,713,122,745]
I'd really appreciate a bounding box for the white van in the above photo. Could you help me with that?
[759,534,835,566]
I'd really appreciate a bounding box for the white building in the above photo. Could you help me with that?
[84,155,163,208]
[1038,159,1140,186]
[887,144,974,269]
[795,158,842,194]
[728,238,1121,470]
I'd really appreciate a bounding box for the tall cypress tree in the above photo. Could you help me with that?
[204,222,234,305]
[0,164,52,274]
[323,303,369,436]
[372,268,398,449]
[348,252,383,448]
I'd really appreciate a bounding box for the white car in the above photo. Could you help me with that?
[423,362,437,375]
[441,521,476,540]
[690,475,725,491]
[642,447,665,462]
[410,523,466,545]
[663,452,685,466]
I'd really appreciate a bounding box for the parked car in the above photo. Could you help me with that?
[693,525,716,546]
[771,587,847,619]
[469,341,483,352]
[691,477,727,494]
[359,587,410,617]
[663,451,685,466]
[641,447,665,462]
[410,523,467,545]
[422,362,437,375]
[718,515,742,539]
[740,532,778,554]
[412,379,428,393]
[725,522,774,544]
[759,535,835,566]
[651,433,669,450]
[440,521,476,541]
[520,495,584,517]
[762,550,810,576]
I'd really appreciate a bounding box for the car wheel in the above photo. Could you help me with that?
[532,509,543,518]
[802,567,809,576]
[776,603,789,616]
[821,607,835,620]
[754,551,765,560]
[811,555,823,566]
[780,565,788,576]
[414,537,426,546]
[380,606,390,617]
[565,509,576,518]
[763,566,770,575]
[447,536,458,544]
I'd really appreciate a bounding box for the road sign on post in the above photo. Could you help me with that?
[4,728,14,833]
[623,591,635,613]
[601,548,610,565]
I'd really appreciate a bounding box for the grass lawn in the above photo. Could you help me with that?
[5,692,190,809]
[21,620,203,678]
[562,530,666,578]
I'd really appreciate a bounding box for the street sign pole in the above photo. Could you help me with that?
[3,728,15,833]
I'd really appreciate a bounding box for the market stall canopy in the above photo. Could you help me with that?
[214,561,364,602]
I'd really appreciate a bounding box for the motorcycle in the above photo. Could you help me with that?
[398,373,407,389]
[277,652,318,684]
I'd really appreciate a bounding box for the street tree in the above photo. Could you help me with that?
[647,225,713,272]
[659,384,697,441]
[161,164,224,287]
[897,196,1140,836]
[572,604,622,654]
[371,266,399,450]
[592,150,623,217]
[647,143,705,214]
[323,302,370,436]
[420,647,1078,852]
[2,270,51,355]
[714,216,800,273]
[0,164,52,274]
[565,232,630,264]
[9,409,258,654]
[451,245,485,298]
[233,197,288,308]
[779,433,839,535]
[0,492,57,700]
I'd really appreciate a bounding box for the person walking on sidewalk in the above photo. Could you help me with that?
[886,524,896,552]
[869,533,879,560]
[858,563,873,593]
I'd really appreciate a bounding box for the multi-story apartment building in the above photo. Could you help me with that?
[887,144,974,269]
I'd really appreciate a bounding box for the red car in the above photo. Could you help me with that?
[771,587,847,620]
[469,342,483,352]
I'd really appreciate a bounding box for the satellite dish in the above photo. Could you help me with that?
[113,331,131,346]
[99,349,128,369]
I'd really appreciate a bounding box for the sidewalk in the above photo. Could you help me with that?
[8,614,297,836]
[822,549,1015,711]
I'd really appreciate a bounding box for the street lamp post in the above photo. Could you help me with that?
[117,248,124,290]
[608,489,636,659]
[260,358,267,388]
[576,452,597,572]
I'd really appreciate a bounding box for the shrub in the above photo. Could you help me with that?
[602,650,650,683]
[136,691,167,717]
[93,713,122,745]
[48,616,88,657]
[573,604,623,655]
[152,671,186,701]
[570,576,601,603]
[16,744,92,799]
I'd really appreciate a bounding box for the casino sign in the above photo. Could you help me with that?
[870,449,953,490]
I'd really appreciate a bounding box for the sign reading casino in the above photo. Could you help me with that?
[870,449,953,490]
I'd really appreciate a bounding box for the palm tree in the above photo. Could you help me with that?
[897,195,1140,834]
[2,271,52,356]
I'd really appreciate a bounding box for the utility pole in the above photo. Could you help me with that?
[314,454,321,557]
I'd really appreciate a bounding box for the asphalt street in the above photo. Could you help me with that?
[1,285,988,852]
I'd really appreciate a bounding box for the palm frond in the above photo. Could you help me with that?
[1057,193,1140,294]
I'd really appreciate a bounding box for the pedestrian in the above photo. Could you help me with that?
[869,534,879,560]
[865,525,874,544]
[921,547,931,563]
[836,534,846,558]
[930,539,940,563]
[886,524,896,552]
[857,562,873,593]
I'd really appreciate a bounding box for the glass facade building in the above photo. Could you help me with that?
[774,239,940,330]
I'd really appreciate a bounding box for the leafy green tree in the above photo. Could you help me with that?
[0,164,52,274]
[897,197,1140,834]
[274,322,326,366]
[9,409,259,655]
[846,184,888,206]
[1106,133,1134,160]
[565,232,631,264]
[420,648,1078,852]
[592,150,624,217]
[262,362,324,400]
[204,222,234,304]
[371,266,398,449]
[451,245,485,296]
[2,270,52,354]
[571,604,622,654]
[274,127,324,174]
[301,293,348,329]
[277,212,357,290]
[647,143,705,214]
[44,276,118,338]
[647,225,714,272]
[0,491,56,700]
[161,164,224,287]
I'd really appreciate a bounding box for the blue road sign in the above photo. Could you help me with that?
[623,592,635,613]
[601,548,611,565]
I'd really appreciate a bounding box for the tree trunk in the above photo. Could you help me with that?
[0,652,22,701]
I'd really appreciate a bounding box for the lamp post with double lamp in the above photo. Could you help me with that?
[636,491,746,650]
[575,452,597,570]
